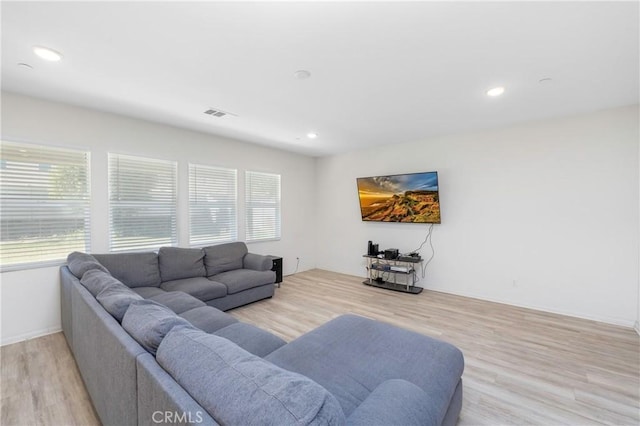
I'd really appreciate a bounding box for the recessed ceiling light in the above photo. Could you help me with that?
[33,46,63,62]
[486,86,505,97]
[294,70,311,80]
[307,132,318,139]
[17,63,33,70]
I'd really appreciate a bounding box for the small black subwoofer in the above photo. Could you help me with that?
[269,256,283,287]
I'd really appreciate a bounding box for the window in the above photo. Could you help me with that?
[0,141,91,271]
[245,171,281,242]
[108,153,177,251]
[189,164,237,246]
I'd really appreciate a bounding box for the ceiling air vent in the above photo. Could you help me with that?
[204,108,236,118]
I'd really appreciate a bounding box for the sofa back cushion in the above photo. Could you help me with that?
[81,269,123,297]
[156,327,346,425]
[67,251,110,279]
[94,252,161,288]
[158,247,206,282]
[203,242,248,276]
[96,283,144,323]
[122,300,195,355]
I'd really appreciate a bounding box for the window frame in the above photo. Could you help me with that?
[188,163,238,247]
[0,140,91,271]
[108,153,178,252]
[244,170,281,243]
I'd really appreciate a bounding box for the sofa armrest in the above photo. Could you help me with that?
[347,379,439,426]
[243,253,272,271]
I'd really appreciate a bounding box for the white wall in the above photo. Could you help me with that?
[637,117,640,335]
[2,94,638,344]
[316,105,639,327]
[0,92,317,345]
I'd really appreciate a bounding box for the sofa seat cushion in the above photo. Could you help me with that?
[178,306,238,333]
[67,252,110,279]
[149,291,206,314]
[203,242,248,276]
[94,252,161,288]
[80,269,123,297]
[131,287,166,299]
[156,327,346,426]
[266,314,464,420]
[158,247,206,282]
[214,323,286,357]
[95,283,144,322]
[122,300,195,355]
[210,269,275,295]
[160,277,227,302]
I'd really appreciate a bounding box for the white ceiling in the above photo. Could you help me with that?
[2,1,638,157]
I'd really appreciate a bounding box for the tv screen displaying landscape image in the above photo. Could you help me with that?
[357,171,440,223]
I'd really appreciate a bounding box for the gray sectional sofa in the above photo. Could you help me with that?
[60,242,465,426]
[93,242,277,311]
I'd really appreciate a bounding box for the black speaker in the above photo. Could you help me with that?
[384,249,399,260]
[270,256,283,286]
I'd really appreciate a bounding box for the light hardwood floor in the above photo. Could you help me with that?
[2,269,639,425]
[1,330,99,425]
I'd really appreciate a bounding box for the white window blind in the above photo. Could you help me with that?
[0,141,91,271]
[245,171,281,242]
[109,153,177,251]
[189,164,237,246]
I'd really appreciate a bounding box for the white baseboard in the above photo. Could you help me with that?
[1,327,62,347]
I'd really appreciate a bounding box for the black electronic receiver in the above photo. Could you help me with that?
[398,253,422,262]
[384,249,399,260]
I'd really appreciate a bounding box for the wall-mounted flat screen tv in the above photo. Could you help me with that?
[356,171,440,223]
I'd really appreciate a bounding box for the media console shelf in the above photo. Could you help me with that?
[363,254,423,294]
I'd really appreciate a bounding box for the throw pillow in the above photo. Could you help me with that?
[157,327,346,425]
[80,269,122,297]
[67,251,109,279]
[122,300,195,355]
[96,284,143,323]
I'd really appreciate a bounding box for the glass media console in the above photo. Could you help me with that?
[363,254,423,294]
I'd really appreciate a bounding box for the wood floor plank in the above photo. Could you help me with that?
[231,269,640,426]
[1,268,638,425]
[1,333,99,426]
